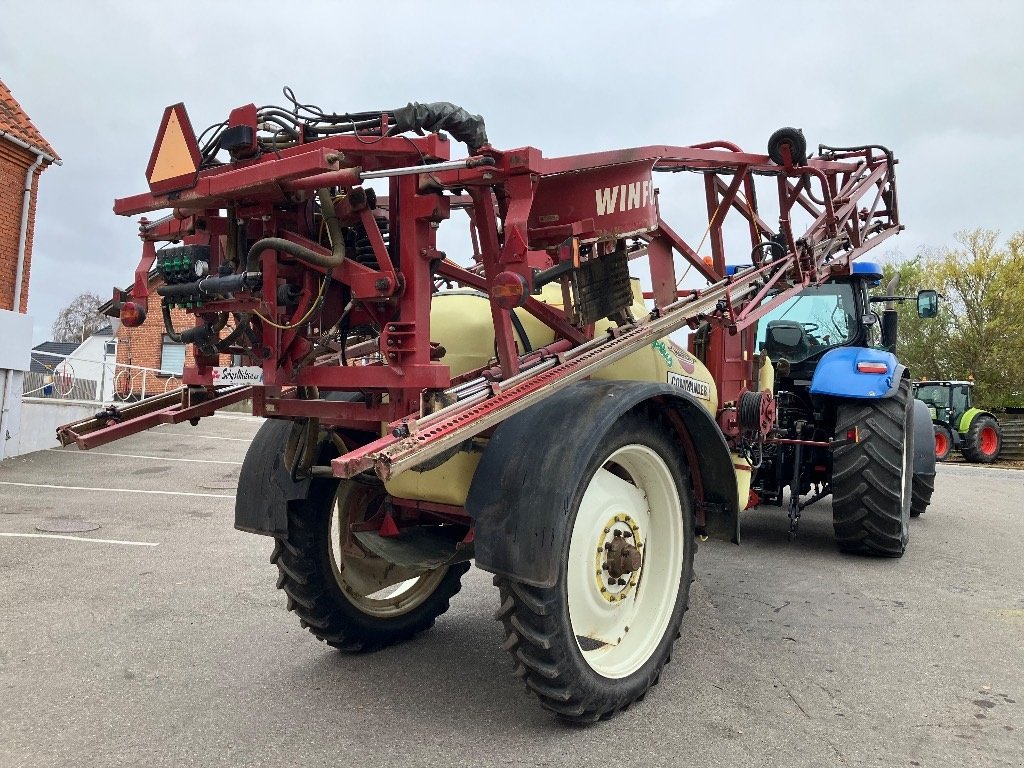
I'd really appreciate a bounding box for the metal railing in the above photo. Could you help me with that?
[25,350,180,403]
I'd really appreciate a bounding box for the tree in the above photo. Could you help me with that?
[882,229,1024,408]
[51,292,108,343]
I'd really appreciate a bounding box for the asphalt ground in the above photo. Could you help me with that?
[0,416,1021,767]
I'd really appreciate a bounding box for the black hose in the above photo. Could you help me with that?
[246,188,345,272]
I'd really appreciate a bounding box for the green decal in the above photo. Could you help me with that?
[652,340,674,367]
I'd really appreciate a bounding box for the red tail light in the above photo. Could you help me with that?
[856,361,888,374]
[120,301,148,328]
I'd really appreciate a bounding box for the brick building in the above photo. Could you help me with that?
[0,79,59,312]
[104,272,233,397]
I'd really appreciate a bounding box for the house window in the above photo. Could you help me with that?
[160,335,186,375]
[104,340,116,356]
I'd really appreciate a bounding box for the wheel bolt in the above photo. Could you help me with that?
[617,578,626,586]
[614,530,622,537]
[623,531,633,538]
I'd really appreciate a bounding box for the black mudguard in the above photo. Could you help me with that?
[234,419,310,537]
[911,398,937,477]
[465,380,739,589]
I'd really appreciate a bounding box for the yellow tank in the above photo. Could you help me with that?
[384,280,723,505]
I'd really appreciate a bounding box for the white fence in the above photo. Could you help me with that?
[25,349,181,404]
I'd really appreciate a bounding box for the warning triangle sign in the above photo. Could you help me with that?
[146,103,201,194]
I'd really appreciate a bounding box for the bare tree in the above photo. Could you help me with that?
[51,292,108,343]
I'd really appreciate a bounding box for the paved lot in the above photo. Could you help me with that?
[1,416,1021,767]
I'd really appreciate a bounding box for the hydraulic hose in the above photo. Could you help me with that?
[246,188,346,271]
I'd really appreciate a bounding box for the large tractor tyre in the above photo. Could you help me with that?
[960,415,1002,464]
[493,413,695,723]
[272,466,469,652]
[910,472,934,518]
[933,424,953,461]
[831,379,914,557]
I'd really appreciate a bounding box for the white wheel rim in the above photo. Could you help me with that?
[567,444,683,679]
[327,484,449,618]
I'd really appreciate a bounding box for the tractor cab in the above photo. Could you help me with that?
[913,380,972,425]
[756,262,885,384]
[756,261,939,384]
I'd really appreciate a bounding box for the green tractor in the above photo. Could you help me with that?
[912,380,1002,463]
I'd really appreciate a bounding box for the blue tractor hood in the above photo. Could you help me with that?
[809,347,905,399]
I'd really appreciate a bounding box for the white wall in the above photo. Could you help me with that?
[1,310,34,460]
[9,397,96,457]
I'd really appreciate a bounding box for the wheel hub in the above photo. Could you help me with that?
[595,514,643,603]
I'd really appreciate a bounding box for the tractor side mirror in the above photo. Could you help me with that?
[917,290,939,318]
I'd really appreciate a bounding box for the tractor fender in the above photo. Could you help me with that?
[465,379,739,589]
[809,347,906,399]
[911,399,937,477]
[958,407,997,435]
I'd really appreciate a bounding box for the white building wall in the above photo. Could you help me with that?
[0,309,34,461]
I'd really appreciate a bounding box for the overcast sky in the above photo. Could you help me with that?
[3,0,1023,343]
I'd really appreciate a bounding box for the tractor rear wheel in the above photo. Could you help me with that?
[961,415,1002,463]
[831,379,914,556]
[933,424,953,461]
[494,413,694,722]
[272,474,469,652]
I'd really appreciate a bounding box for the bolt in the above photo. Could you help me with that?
[600,586,607,594]
[623,531,633,538]
[375,278,389,291]
[617,578,626,586]
[608,579,616,586]
[388,352,397,360]
[614,530,622,537]
[624,626,630,632]
[604,527,610,533]
[388,325,398,332]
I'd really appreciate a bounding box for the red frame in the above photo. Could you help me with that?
[108,103,900,481]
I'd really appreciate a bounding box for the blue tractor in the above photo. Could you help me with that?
[749,261,939,555]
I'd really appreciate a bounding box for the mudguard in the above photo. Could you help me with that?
[234,419,310,537]
[911,399,937,477]
[958,407,997,435]
[465,379,739,589]
[809,347,906,399]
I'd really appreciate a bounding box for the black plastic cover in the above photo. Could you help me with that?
[391,102,489,153]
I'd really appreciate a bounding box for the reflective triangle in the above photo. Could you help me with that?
[147,104,200,190]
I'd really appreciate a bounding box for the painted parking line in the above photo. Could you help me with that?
[0,481,233,499]
[49,449,243,466]
[148,430,253,443]
[0,532,159,547]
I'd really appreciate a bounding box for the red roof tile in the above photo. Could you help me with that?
[0,79,59,160]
